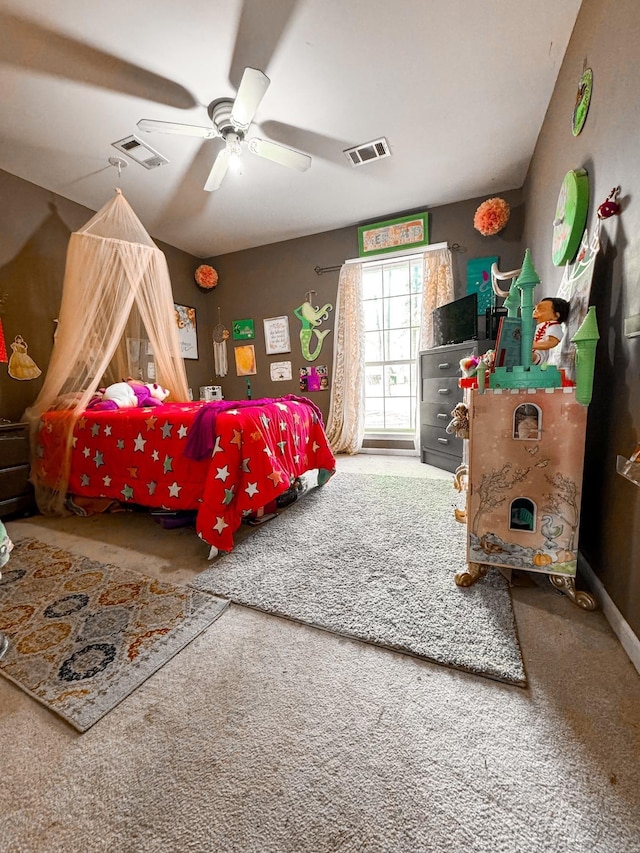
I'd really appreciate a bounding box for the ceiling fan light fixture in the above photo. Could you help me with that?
[137,66,309,191]
[225,133,243,174]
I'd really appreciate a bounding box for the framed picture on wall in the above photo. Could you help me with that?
[235,344,257,376]
[232,318,255,340]
[357,212,429,257]
[174,304,198,360]
[263,316,291,355]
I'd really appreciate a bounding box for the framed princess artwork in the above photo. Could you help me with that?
[174,304,198,360]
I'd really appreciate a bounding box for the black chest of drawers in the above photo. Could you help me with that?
[0,422,36,519]
[419,340,492,473]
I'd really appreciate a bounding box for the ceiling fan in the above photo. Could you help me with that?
[137,67,312,192]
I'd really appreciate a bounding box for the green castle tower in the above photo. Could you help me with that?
[571,305,599,405]
[489,248,563,390]
[516,248,539,370]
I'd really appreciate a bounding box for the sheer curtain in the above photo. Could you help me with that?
[418,246,454,351]
[415,246,454,448]
[325,262,365,454]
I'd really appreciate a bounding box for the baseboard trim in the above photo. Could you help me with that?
[358,448,419,457]
[579,552,640,675]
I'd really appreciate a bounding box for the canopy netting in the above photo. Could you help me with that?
[23,190,190,515]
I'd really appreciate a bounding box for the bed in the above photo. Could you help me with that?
[33,397,336,555]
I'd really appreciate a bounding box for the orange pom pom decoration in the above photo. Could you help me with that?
[194,265,218,290]
[473,197,510,236]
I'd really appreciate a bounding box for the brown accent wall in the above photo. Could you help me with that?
[522,0,640,634]
[205,189,525,421]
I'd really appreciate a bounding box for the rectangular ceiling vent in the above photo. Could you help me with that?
[343,137,391,167]
[111,135,169,169]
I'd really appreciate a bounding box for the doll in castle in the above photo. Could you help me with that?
[532,297,570,364]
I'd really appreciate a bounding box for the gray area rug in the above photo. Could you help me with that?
[0,538,229,731]
[192,472,526,685]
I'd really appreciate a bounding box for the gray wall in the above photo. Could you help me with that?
[521,0,640,635]
[205,189,525,419]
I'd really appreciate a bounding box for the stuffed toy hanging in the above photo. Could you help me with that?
[446,402,470,440]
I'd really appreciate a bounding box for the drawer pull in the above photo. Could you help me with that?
[437,437,449,445]
[438,362,451,370]
[436,413,448,419]
[438,388,451,395]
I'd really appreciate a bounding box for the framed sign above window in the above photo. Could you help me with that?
[358,211,429,257]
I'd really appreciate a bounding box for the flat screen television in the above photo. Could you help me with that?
[432,293,478,347]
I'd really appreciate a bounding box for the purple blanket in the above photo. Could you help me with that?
[184,395,326,461]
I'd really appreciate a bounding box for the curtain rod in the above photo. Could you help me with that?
[314,241,463,275]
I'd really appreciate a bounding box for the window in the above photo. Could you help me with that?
[513,403,542,440]
[509,497,536,532]
[362,255,423,433]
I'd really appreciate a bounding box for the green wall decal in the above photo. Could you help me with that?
[294,292,333,362]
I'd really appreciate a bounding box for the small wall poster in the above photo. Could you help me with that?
[232,318,255,340]
[466,256,498,314]
[270,361,292,381]
[263,315,291,354]
[234,344,257,376]
[174,304,198,360]
[299,364,328,392]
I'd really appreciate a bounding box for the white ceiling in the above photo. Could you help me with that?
[0,0,582,258]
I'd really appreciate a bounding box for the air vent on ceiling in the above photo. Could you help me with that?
[343,137,391,167]
[111,135,169,170]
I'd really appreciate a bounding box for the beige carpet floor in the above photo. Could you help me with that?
[2,454,639,852]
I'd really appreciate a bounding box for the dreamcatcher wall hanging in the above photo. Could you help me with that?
[213,308,230,377]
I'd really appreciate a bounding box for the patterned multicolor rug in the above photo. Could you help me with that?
[0,538,228,731]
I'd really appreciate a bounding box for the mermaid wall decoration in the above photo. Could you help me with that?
[294,291,333,362]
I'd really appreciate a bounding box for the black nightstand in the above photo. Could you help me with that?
[0,422,36,518]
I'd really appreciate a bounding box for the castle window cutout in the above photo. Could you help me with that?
[510,497,536,532]
[513,403,541,440]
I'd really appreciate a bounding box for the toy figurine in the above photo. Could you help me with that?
[532,297,570,364]
[446,402,470,440]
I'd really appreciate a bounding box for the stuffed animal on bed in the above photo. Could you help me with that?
[88,381,169,411]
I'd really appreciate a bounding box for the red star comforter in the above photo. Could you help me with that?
[34,399,336,553]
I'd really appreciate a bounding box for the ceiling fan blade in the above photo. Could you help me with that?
[247,138,311,172]
[137,119,217,139]
[204,150,231,192]
[229,0,298,89]
[230,68,270,131]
